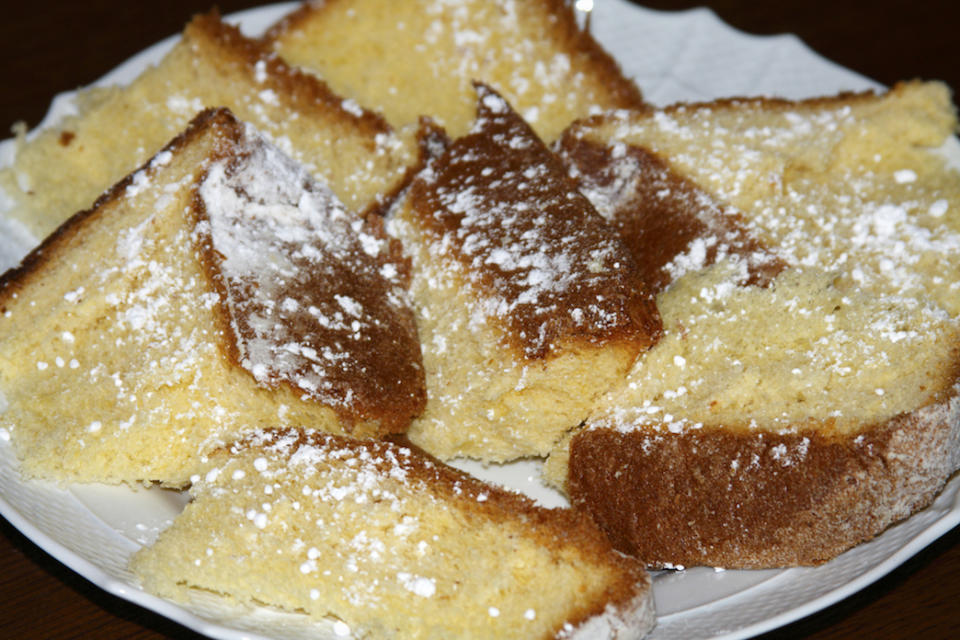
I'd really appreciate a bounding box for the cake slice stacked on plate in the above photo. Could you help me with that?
[0,108,424,486]
[131,428,656,640]
[546,81,960,567]
[0,5,662,638]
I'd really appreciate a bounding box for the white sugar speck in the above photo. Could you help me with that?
[893,169,917,184]
[930,199,949,217]
[397,572,436,597]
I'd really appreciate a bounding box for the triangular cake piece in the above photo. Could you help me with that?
[265,0,646,141]
[545,82,960,568]
[387,83,661,462]
[0,109,424,486]
[131,427,656,640]
[0,11,415,240]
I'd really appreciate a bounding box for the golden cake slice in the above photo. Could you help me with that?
[545,81,960,568]
[0,11,415,240]
[130,427,656,640]
[0,108,424,486]
[387,84,661,462]
[265,0,646,142]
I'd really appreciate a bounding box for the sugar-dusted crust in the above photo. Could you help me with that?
[188,114,425,434]
[569,379,960,568]
[554,133,786,293]
[391,85,660,461]
[3,108,424,435]
[407,84,660,360]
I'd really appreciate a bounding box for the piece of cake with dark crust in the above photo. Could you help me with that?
[387,83,661,463]
[131,427,656,640]
[0,108,424,486]
[0,11,415,240]
[545,81,960,568]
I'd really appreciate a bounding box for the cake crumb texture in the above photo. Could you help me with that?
[392,85,659,462]
[131,427,655,640]
[546,81,960,567]
[0,109,424,486]
[266,0,645,141]
[0,11,415,240]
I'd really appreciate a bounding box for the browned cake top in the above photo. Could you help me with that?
[556,132,786,293]
[407,84,660,359]
[192,111,424,432]
[568,384,960,568]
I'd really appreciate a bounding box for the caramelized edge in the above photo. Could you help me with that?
[406,85,661,361]
[569,352,960,568]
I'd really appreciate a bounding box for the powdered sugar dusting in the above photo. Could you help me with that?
[585,89,960,315]
[408,85,650,358]
[566,86,960,440]
[175,427,535,617]
[197,122,422,422]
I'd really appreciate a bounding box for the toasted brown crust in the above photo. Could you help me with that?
[183,111,424,435]
[406,84,661,360]
[554,133,787,293]
[1,108,425,437]
[568,379,960,568]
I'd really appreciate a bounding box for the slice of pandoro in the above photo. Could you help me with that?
[545,81,960,568]
[130,427,655,640]
[0,11,415,240]
[0,108,424,486]
[264,0,646,142]
[387,83,661,462]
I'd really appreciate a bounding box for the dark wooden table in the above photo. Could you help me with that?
[1,1,959,638]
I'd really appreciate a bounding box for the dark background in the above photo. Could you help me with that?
[1,1,959,638]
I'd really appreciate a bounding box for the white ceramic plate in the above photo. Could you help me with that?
[1,2,958,639]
